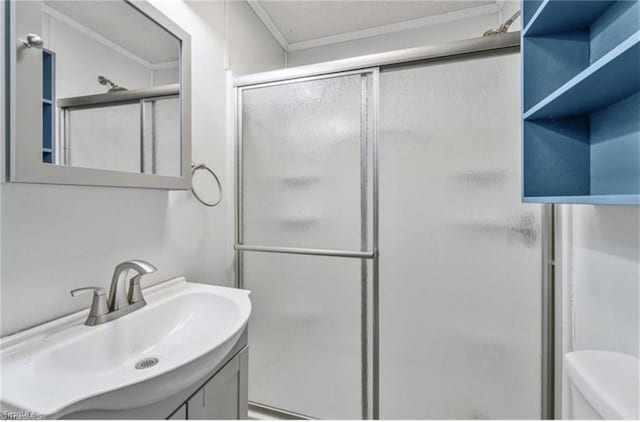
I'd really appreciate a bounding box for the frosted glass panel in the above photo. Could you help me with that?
[143,97,181,176]
[241,74,372,251]
[379,52,543,419]
[67,103,140,172]
[243,252,367,419]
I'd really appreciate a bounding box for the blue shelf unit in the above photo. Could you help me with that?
[42,48,55,164]
[522,0,640,205]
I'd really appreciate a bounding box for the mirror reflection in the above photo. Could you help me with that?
[41,0,181,176]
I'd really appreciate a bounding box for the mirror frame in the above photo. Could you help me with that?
[5,0,191,190]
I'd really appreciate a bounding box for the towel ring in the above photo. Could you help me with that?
[191,163,222,207]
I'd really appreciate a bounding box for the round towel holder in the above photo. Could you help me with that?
[191,163,222,207]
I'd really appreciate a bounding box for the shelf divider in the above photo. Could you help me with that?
[523,195,640,205]
[524,31,640,120]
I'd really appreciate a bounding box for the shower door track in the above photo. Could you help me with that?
[233,31,556,420]
[233,32,520,88]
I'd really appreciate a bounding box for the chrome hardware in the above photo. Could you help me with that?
[70,287,109,326]
[235,244,375,259]
[22,33,44,48]
[127,274,146,305]
[71,260,157,326]
[97,75,128,92]
[483,10,521,37]
[135,357,159,370]
[191,163,223,207]
[108,260,157,311]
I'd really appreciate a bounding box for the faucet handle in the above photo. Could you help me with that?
[71,287,109,323]
[127,275,147,306]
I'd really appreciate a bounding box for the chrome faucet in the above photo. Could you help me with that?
[108,260,157,311]
[71,259,157,326]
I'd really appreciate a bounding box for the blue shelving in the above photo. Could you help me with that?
[523,195,640,205]
[42,49,55,164]
[522,0,640,205]
[523,1,614,37]
[525,32,639,120]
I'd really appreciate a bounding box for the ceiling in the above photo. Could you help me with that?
[256,1,495,45]
[44,1,180,65]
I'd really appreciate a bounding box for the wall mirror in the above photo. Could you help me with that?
[7,0,191,189]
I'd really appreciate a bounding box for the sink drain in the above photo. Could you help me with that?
[135,357,159,370]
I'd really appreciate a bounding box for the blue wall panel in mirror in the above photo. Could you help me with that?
[42,49,55,164]
[42,50,53,101]
[42,104,52,150]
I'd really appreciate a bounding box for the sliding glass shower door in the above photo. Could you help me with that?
[237,71,375,419]
[236,47,545,420]
[379,51,543,419]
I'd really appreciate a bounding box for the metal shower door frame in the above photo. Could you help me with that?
[233,32,555,420]
[234,68,380,420]
[58,91,179,172]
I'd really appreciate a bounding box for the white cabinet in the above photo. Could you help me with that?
[168,404,187,420]
[186,347,248,420]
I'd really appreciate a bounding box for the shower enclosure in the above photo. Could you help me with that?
[56,86,180,175]
[234,33,552,419]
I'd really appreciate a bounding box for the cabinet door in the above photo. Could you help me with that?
[188,348,248,419]
[168,404,186,420]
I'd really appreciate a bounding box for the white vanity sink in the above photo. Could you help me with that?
[0,278,251,418]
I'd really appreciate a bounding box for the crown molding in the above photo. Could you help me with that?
[151,61,179,70]
[245,0,289,51]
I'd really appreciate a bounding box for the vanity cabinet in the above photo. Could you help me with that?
[184,347,249,419]
[63,330,248,420]
[168,405,187,420]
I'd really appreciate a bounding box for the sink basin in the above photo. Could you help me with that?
[0,278,251,418]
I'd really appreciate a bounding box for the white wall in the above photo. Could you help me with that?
[43,11,156,98]
[567,206,639,358]
[558,205,640,418]
[153,67,180,86]
[0,0,284,336]
[227,0,286,75]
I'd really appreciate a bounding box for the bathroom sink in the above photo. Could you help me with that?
[0,278,251,418]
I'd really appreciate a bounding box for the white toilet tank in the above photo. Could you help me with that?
[570,383,605,419]
[565,351,639,420]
